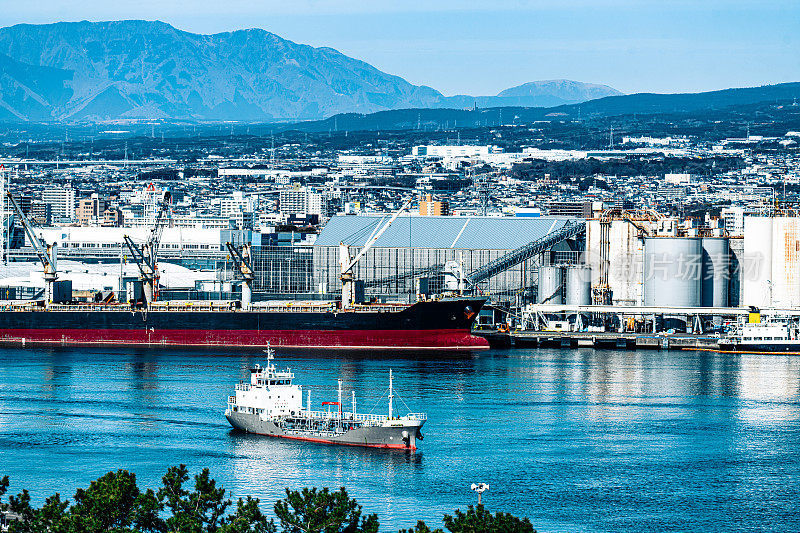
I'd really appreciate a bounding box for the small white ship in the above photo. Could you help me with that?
[225,347,426,450]
[718,316,800,353]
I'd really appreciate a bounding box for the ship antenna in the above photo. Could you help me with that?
[388,369,394,419]
[265,342,274,369]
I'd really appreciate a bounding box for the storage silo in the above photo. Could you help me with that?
[565,265,592,305]
[538,266,563,304]
[643,237,702,307]
[742,217,773,308]
[769,217,800,308]
[701,237,729,307]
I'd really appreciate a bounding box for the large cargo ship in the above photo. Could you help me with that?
[0,190,488,350]
[0,297,488,350]
[226,348,426,450]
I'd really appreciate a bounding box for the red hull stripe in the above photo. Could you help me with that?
[260,432,415,450]
[0,328,489,350]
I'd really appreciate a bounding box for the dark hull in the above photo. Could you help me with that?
[718,342,800,354]
[0,298,488,350]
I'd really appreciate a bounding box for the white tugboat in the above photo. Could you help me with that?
[225,347,426,450]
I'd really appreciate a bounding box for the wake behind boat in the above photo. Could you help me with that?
[225,347,426,450]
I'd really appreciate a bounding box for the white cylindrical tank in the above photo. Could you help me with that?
[538,266,563,304]
[701,237,729,307]
[643,237,702,307]
[769,217,800,308]
[565,266,592,305]
[742,217,773,308]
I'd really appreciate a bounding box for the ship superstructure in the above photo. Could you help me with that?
[225,348,426,450]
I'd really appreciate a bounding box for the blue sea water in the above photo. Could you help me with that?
[1,347,799,532]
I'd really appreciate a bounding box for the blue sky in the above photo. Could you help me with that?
[4,1,799,95]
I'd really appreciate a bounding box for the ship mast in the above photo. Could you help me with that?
[388,369,393,419]
[337,379,343,422]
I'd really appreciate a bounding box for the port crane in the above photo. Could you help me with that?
[5,192,59,305]
[339,197,413,308]
[123,190,171,305]
[225,241,254,310]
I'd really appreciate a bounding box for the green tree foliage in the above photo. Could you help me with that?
[273,487,378,533]
[66,469,145,532]
[512,156,745,182]
[398,520,444,533]
[8,491,70,533]
[443,505,535,533]
[1,466,275,533]
[157,464,230,532]
[218,496,275,533]
[1,469,533,533]
[399,505,535,533]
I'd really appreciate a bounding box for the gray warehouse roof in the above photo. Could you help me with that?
[315,215,579,250]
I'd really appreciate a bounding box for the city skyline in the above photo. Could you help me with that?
[1,0,798,96]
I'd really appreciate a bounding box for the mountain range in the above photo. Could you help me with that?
[275,82,800,134]
[0,20,621,122]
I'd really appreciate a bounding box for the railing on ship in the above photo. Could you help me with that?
[303,410,427,422]
[0,302,409,314]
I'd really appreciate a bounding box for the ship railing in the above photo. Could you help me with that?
[350,412,388,422]
[228,396,237,404]
[235,383,250,391]
[302,410,382,422]
[303,410,349,420]
[0,301,413,314]
[302,410,426,422]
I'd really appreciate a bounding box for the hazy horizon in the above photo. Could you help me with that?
[1,0,797,97]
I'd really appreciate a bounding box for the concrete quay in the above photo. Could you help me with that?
[476,330,722,351]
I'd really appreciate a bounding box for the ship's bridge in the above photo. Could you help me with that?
[249,364,294,387]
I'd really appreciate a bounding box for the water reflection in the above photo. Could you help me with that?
[0,347,799,533]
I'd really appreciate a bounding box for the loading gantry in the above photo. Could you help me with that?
[225,241,255,310]
[6,192,58,306]
[123,190,172,306]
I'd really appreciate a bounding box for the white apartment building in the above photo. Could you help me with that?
[41,186,76,221]
[720,206,746,236]
[219,191,258,218]
[279,186,326,216]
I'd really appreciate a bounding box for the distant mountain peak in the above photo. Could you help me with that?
[497,79,623,99]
